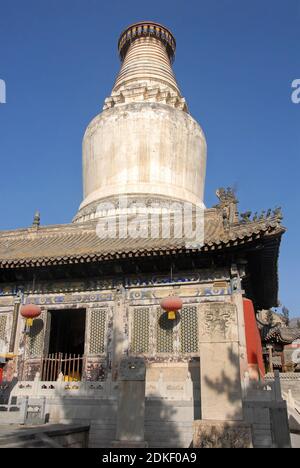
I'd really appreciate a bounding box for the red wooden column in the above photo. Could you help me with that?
[243,298,265,380]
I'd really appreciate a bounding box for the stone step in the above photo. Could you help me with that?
[0,423,88,448]
[0,437,50,448]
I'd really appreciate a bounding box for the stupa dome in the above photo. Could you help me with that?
[74,21,207,223]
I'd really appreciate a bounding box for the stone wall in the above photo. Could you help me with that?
[266,373,300,400]
[0,269,237,382]
[0,269,253,448]
[30,397,196,448]
[10,362,200,448]
[244,399,290,448]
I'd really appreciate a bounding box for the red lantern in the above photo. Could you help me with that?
[160,296,183,320]
[20,304,41,327]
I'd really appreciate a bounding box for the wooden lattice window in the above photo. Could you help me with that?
[89,308,107,354]
[27,311,47,357]
[131,307,150,354]
[0,314,7,342]
[180,306,199,353]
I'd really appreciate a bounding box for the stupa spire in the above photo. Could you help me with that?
[103,22,187,112]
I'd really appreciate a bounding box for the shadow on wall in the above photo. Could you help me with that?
[111,307,188,448]
[145,393,184,448]
[36,324,184,448]
[188,359,201,420]
[194,346,292,448]
[193,347,253,449]
[203,346,242,410]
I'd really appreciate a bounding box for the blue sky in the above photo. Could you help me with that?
[0,0,299,315]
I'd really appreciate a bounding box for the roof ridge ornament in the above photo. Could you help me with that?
[214,188,284,230]
[215,187,238,207]
[239,207,283,224]
[32,210,41,228]
[215,187,239,229]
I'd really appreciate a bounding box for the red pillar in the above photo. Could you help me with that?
[243,298,265,380]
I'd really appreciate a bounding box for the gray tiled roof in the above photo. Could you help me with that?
[0,209,284,268]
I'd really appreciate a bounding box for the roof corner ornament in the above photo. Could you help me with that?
[215,187,238,205]
[215,187,239,228]
[32,210,41,228]
[230,263,243,294]
[257,312,300,350]
[239,211,252,223]
[273,206,283,221]
[239,207,283,224]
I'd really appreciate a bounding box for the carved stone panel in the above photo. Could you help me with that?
[85,358,107,381]
[199,302,238,343]
[193,420,252,448]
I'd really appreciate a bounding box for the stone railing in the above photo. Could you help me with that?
[10,376,195,402]
[10,379,119,402]
[243,371,283,402]
[243,371,291,448]
[282,389,300,433]
[265,372,300,381]
[284,390,300,414]
[265,372,300,402]
[0,398,27,424]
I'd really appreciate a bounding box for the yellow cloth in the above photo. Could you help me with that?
[64,371,80,382]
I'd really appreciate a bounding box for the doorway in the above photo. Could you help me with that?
[48,308,86,356]
[43,308,86,382]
